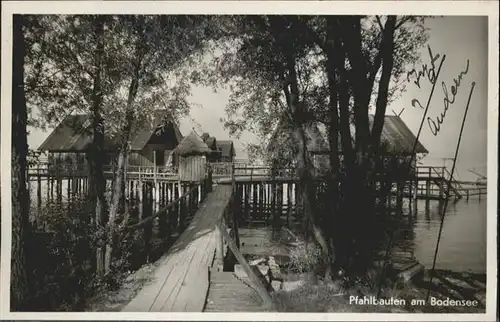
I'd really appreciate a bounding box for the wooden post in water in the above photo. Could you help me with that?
[67,168,72,211]
[244,184,250,222]
[231,195,240,249]
[271,165,277,228]
[413,178,418,209]
[177,181,183,230]
[396,181,403,214]
[387,182,392,213]
[439,179,445,200]
[50,175,54,202]
[138,180,143,220]
[46,172,50,204]
[287,182,292,227]
[130,180,135,215]
[72,175,77,201]
[263,183,268,214]
[37,168,42,211]
[158,198,168,240]
[278,182,283,221]
[143,183,153,263]
[252,183,258,220]
[57,172,62,204]
[259,183,264,220]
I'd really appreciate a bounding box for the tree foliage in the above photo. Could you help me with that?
[201,15,429,279]
[22,14,221,273]
[206,16,428,159]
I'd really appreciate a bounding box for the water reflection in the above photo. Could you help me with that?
[394,198,487,274]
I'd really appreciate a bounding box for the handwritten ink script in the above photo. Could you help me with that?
[407,45,443,89]
[427,60,471,136]
[406,45,475,136]
[407,45,446,111]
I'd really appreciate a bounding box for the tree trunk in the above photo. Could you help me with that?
[324,16,341,277]
[333,20,355,173]
[371,16,396,154]
[326,17,366,274]
[341,17,370,155]
[284,52,332,268]
[120,154,130,226]
[11,14,30,311]
[105,70,139,273]
[87,16,107,276]
[105,148,127,273]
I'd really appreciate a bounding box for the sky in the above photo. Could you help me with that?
[393,16,488,181]
[27,16,488,181]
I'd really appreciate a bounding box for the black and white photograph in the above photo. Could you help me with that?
[0,1,498,320]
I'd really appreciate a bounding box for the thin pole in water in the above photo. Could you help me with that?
[426,82,476,302]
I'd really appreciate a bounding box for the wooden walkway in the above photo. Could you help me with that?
[122,184,233,312]
[204,270,266,312]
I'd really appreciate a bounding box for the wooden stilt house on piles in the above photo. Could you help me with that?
[38,110,183,171]
[267,120,330,175]
[364,115,428,174]
[201,133,220,162]
[200,133,236,163]
[172,131,212,182]
[217,141,236,163]
[267,115,428,177]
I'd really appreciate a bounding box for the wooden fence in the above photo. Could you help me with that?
[27,163,179,180]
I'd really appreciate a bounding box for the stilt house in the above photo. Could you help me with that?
[38,110,183,169]
[217,141,236,163]
[173,131,212,182]
[201,133,221,162]
[267,115,428,176]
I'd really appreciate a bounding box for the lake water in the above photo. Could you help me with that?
[28,179,487,274]
[398,198,487,274]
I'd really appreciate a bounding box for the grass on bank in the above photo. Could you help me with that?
[272,239,486,313]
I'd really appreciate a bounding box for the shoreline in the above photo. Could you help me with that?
[272,268,486,313]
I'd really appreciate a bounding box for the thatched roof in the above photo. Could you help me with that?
[130,110,183,150]
[267,114,428,157]
[267,118,328,155]
[38,110,183,152]
[371,115,428,154]
[173,131,212,157]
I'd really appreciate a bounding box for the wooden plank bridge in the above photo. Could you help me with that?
[122,183,274,312]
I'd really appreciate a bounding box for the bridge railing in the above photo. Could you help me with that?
[102,165,178,178]
[117,175,212,265]
[213,186,275,311]
[28,163,180,180]
[415,166,446,179]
